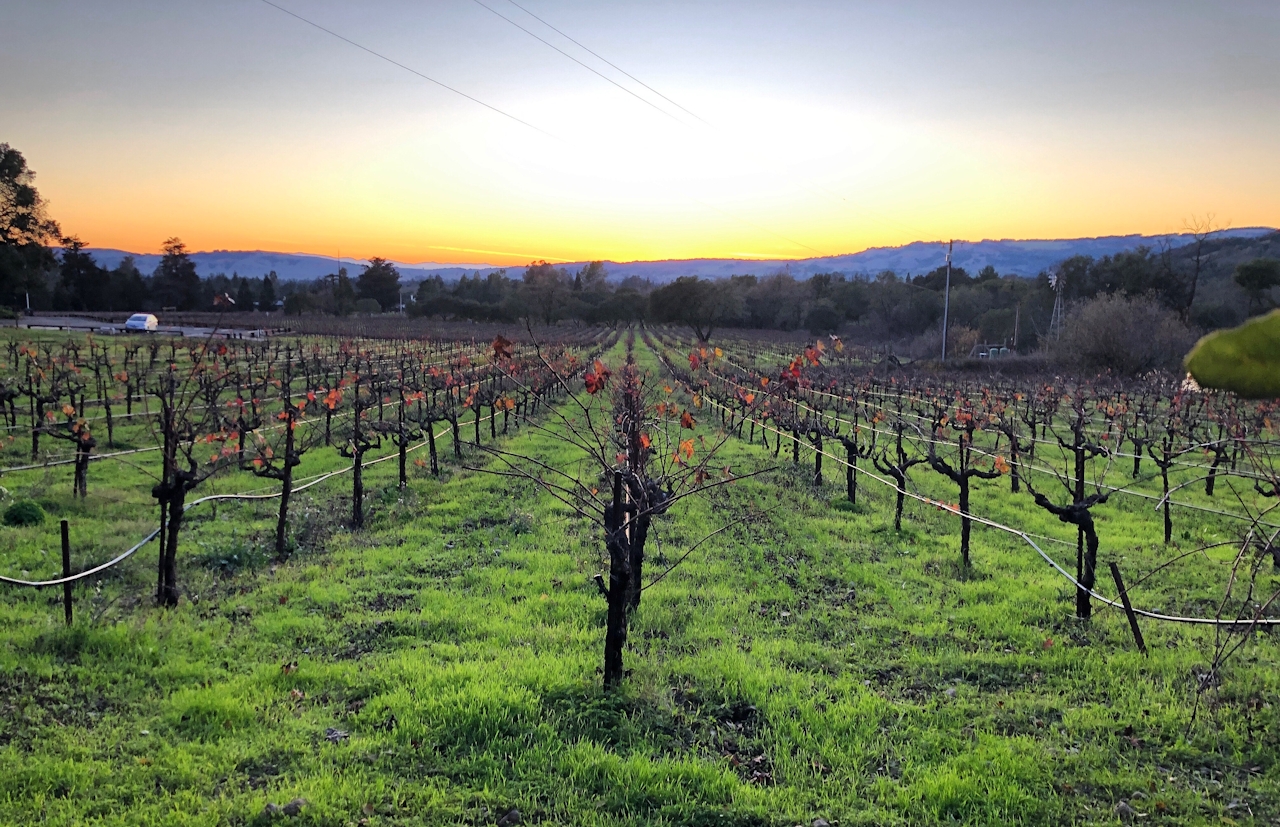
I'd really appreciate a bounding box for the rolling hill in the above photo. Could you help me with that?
[83,228,1276,284]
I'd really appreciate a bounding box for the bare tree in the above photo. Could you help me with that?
[1180,214,1220,322]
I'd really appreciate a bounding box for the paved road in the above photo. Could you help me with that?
[2,316,272,339]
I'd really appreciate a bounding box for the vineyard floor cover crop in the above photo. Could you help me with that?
[0,328,1277,826]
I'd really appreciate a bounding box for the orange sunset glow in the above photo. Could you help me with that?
[6,2,1280,264]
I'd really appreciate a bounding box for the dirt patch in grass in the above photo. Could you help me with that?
[0,667,120,749]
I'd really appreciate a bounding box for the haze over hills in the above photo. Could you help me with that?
[81,249,498,284]
[84,229,1276,285]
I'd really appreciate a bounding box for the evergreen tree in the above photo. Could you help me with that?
[334,267,356,315]
[260,272,277,311]
[54,236,106,310]
[233,274,256,311]
[357,258,400,310]
[0,143,59,309]
[109,256,148,311]
[152,238,201,310]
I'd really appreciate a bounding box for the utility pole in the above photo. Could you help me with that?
[941,239,953,362]
[1012,303,1021,351]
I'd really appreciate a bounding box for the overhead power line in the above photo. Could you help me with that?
[484,1,931,253]
[253,0,831,258]
[468,0,828,255]
[256,0,555,138]
[468,0,686,126]
[502,0,711,126]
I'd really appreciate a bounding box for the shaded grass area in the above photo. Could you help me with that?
[0,339,1277,825]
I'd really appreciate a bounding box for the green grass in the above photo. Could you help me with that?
[0,336,1277,826]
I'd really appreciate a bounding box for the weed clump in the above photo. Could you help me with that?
[3,500,45,527]
[195,536,270,574]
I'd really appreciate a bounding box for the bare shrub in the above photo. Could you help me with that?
[1053,293,1195,375]
[908,325,980,361]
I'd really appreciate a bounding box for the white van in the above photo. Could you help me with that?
[125,313,159,332]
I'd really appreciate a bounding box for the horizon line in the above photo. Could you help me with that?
[74,226,1278,270]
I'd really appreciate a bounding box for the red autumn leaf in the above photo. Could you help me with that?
[639,433,652,449]
[680,410,696,429]
[491,335,514,361]
[584,360,611,394]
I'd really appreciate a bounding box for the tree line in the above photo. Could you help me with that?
[26,235,408,317]
[4,141,1277,346]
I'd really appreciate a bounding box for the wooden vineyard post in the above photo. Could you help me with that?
[60,520,72,626]
[1108,562,1147,656]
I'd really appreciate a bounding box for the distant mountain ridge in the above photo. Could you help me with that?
[84,228,1276,284]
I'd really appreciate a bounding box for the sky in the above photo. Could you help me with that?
[3,1,1279,266]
